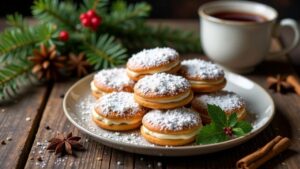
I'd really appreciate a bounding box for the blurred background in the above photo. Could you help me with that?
[0,0,299,71]
[0,0,299,19]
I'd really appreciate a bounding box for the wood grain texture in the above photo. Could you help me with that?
[0,85,50,169]
[0,20,300,169]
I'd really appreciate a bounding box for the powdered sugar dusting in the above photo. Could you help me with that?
[66,80,261,148]
[143,108,201,131]
[94,68,134,91]
[192,91,245,112]
[127,47,179,69]
[135,73,190,95]
[95,92,141,117]
[180,59,224,80]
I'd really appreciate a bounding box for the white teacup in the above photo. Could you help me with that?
[199,1,299,73]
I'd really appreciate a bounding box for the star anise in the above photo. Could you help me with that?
[28,44,66,80]
[67,52,90,77]
[266,74,292,93]
[47,132,84,156]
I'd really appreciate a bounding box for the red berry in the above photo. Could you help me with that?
[80,13,87,20]
[81,18,91,27]
[91,16,101,27]
[86,10,96,18]
[223,127,233,136]
[59,31,69,42]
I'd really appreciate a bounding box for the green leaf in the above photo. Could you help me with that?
[228,113,238,127]
[207,104,227,128]
[235,121,253,133]
[232,128,245,137]
[196,123,228,144]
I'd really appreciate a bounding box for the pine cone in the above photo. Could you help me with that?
[28,44,66,80]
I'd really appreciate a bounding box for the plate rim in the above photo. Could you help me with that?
[63,71,275,152]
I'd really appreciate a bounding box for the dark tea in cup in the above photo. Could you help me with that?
[211,11,267,22]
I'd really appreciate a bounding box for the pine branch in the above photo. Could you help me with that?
[81,0,109,13]
[0,23,57,62]
[32,0,78,31]
[83,34,127,70]
[0,61,38,103]
[104,1,151,29]
[107,23,201,53]
[6,13,28,31]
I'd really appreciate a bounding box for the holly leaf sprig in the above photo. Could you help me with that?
[196,104,253,144]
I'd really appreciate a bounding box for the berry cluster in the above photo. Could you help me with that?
[80,10,102,31]
[223,127,233,136]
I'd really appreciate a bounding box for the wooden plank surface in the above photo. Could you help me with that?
[0,85,51,169]
[23,39,300,169]
[1,20,300,169]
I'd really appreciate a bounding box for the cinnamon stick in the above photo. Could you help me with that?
[287,75,300,95]
[236,136,290,169]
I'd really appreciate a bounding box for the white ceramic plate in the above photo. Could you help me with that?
[63,71,274,156]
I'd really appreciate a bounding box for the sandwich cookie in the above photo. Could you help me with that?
[126,47,180,81]
[191,91,246,124]
[179,59,226,92]
[92,92,147,131]
[141,107,202,146]
[134,73,193,109]
[91,68,135,98]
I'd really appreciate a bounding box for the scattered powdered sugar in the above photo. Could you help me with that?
[180,59,224,80]
[192,91,245,112]
[143,108,201,131]
[95,92,141,117]
[65,85,260,148]
[135,73,190,95]
[94,68,134,91]
[69,93,154,146]
[127,47,179,69]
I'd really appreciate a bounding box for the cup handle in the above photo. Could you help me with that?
[269,18,299,57]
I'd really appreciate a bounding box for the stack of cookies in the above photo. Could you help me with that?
[90,47,246,146]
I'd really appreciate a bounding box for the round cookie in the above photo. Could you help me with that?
[134,73,193,109]
[126,47,180,81]
[191,91,246,124]
[91,68,135,98]
[141,107,202,146]
[179,59,226,92]
[93,92,147,131]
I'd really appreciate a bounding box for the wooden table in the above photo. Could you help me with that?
[1,20,300,169]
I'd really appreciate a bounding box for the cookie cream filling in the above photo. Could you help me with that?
[142,126,200,140]
[90,81,106,94]
[189,78,224,86]
[126,62,179,78]
[93,110,140,125]
[141,90,191,103]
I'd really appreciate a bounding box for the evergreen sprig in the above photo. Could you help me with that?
[81,0,109,14]
[0,0,202,103]
[0,23,57,62]
[105,0,151,29]
[0,61,38,102]
[6,13,28,31]
[111,23,201,53]
[32,0,78,31]
[84,34,127,69]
